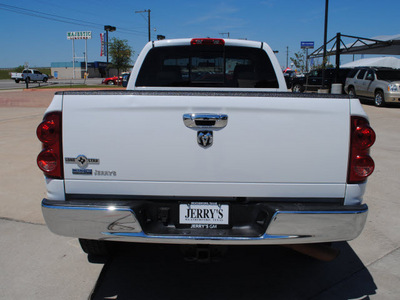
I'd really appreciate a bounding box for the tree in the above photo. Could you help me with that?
[14,65,25,72]
[290,49,306,73]
[312,57,334,70]
[108,37,134,75]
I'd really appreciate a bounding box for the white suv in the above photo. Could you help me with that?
[345,67,400,107]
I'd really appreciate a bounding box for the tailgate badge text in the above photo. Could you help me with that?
[65,155,100,169]
[65,155,100,175]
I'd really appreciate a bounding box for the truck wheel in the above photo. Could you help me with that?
[348,87,356,97]
[15,79,20,83]
[78,239,113,256]
[374,90,385,107]
[292,83,304,93]
[43,77,48,83]
[25,77,30,83]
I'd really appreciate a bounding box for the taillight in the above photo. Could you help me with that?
[190,38,225,46]
[36,112,63,179]
[37,119,58,144]
[37,149,58,172]
[348,116,376,183]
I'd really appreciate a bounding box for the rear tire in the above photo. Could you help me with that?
[348,86,356,97]
[374,90,385,107]
[15,79,20,83]
[78,239,113,256]
[25,77,30,83]
[43,77,48,83]
[292,83,304,93]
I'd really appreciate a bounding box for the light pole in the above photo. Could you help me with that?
[104,25,116,76]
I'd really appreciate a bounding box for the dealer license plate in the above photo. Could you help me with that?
[179,202,229,225]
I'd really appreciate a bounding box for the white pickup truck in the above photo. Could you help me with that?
[11,69,48,83]
[37,38,376,258]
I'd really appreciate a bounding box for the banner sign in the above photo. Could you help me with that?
[67,31,92,40]
[100,33,107,56]
[301,41,314,49]
[100,33,104,56]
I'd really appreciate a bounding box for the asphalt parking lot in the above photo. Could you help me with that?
[0,87,399,299]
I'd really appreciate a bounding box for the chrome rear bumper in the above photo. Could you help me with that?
[42,199,368,245]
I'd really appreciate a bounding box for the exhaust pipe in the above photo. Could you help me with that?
[284,243,340,262]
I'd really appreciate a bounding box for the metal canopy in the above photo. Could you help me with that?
[309,33,400,58]
[308,33,400,83]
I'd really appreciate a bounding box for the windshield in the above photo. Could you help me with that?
[376,70,400,81]
[136,45,279,88]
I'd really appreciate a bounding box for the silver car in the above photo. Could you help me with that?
[345,67,400,106]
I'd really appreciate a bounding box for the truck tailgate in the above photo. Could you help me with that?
[62,92,350,198]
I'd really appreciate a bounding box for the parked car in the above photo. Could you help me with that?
[122,72,130,87]
[345,67,400,106]
[291,68,352,93]
[102,75,122,85]
[282,69,297,89]
[11,69,49,83]
[102,72,130,85]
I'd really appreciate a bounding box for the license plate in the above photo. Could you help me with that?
[179,202,229,225]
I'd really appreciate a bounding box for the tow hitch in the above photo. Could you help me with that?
[180,245,228,263]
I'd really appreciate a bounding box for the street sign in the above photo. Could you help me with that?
[301,41,314,49]
[67,31,92,40]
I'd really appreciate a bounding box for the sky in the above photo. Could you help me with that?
[0,0,399,70]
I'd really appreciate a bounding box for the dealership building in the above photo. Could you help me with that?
[50,61,119,79]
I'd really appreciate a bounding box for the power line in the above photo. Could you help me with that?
[0,4,103,27]
[0,3,147,36]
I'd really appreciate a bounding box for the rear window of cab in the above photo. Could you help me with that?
[135,45,279,88]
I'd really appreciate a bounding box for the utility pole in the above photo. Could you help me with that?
[72,38,75,79]
[135,9,151,41]
[306,48,309,72]
[321,0,329,89]
[286,46,289,69]
[335,32,341,83]
[219,32,230,38]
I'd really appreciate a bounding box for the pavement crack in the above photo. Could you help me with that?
[0,216,45,226]
[309,246,400,299]
[365,245,400,267]
[0,114,43,123]
[308,264,371,299]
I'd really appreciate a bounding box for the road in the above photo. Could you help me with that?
[0,89,399,299]
[0,78,103,90]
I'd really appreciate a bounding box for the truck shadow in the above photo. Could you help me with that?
[89,242,376,300]
[359,98,400,108]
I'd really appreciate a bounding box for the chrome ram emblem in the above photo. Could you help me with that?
[197,131,213,148]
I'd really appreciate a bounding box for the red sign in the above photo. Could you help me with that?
[100,33,105,56]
